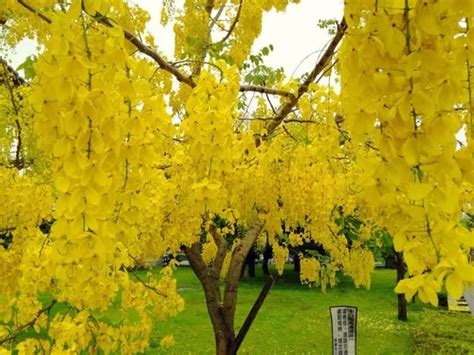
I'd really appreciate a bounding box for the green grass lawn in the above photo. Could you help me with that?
[146,267,425,354]
[28,264,473,354]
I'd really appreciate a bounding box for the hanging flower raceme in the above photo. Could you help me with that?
[340,0,474,305]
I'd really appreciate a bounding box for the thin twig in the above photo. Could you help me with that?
[1,60,23,166]
[1,60,19,114]
[282,125,297,141]
[14,120,22,165]
[265,93,277,114]
[0,57,26,86]
[0,300,57,345]
[215,0,243,44]
[17,0,52,23]
[256,17,347,146]
[131,272,168,298]
[284,119,317,124]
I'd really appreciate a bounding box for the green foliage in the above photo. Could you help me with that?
[412,309,474,354]
[366,229,394,260]
[16,55,36,80]
[317,19,338,35]
[241,45,284,86]
[0,231,13,249]
[460,214,474,230]
[334,207,363,242]
[333,207,394,260]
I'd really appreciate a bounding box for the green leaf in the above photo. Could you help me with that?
[91,306,124,326]
[127,308,141,325]
[16,56,36,80]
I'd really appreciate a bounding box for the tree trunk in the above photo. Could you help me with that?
[212,310,234,355]
[394,251,408,321]
[184,219,267,355]
[183,244,235,354]
[262,245,272,275]
[246,248,256,278]
[215,336,231,355]
[293,253,300,273]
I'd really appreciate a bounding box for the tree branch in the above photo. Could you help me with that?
[284,119,317,124]
[0,57,27,86]
[209,225,227,276]
[0,300,57,345]
[215,0,243,44]
[229,275,277,354]
[282,125,297,141]
[17,0,308,103]
[17,0,52,24]
[256,17,347,146]
[90,12,197,88]
[239,84,295,99]
[1,59,20,114]
[131,272,168,298]
[223,218,265,333]
[183,241,234,347]
[1,59,24,167]
[205,0,215,16]
[16,0,197,87]
[183,242,208,283]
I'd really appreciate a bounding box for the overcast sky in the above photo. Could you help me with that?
[8,1,343,76]
[135,0,344,76]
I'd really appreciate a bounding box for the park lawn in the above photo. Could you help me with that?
[146,267,425,355]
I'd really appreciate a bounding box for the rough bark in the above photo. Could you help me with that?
[184,218,267,354]
[184,243,235,354]
[223,219,265,337]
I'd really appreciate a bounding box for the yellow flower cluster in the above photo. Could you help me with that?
[202,234,218,264]
[344,248,375,289]
[0,0,416,351]
[300,257,321,285]
[1,1,183,352]
[340,0,474,304]
[0,168,52,331]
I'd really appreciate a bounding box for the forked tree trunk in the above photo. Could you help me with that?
[394,251,408,321]
[184,219,272,355]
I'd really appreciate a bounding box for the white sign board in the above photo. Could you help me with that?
[330,306,357,355]
[464,287,474,315]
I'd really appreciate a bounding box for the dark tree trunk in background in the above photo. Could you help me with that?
[293,253,300,273]
[247,248,256,278]
[262,245,272,275]
[394,251,408,321]
[241,248,256,279]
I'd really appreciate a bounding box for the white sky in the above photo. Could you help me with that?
[136,0,344,76]
[8,1,343,77]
